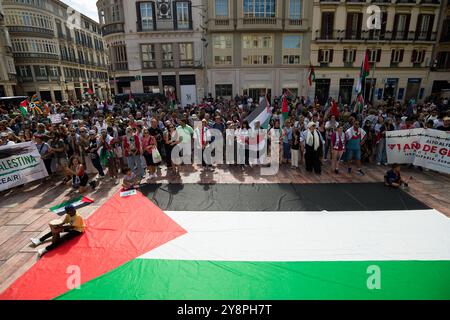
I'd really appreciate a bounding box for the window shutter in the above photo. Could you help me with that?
[427,15,435,40]
[376,49,381,62]
[318,49,323,63]
[136,2,142,32]
[188,1,193,30]
[381,12,387,38]
[329,49,334,62]
[404,14,411,40]
[415,14,423,40]
[173,1,178,30]
[421,50,426,63]
[345,13,353,39]
[392,14,399,39]
[152,2,157,31]
[399,49,404,62]
[356,13,363,39]
[391,49,395,63]
[343,49,348,62]
[411,50,418,63]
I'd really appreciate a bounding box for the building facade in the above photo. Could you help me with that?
[206,0,313,101]
[430,0,450,97]
[3,0,110,102]
[97,0,205,106]
[311,0,441,106]
[0,0,16,97]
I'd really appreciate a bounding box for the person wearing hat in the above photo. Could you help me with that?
[304,122,323,174]
[30,205,85,258]
[436,116,450,132]
[0,132,14,146]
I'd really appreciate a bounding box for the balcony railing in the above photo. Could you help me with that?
[18,76,33,82]
[102,23,125,36]
[7,26,54,37]
[215,18,230,26]
[288,19,303,26]
[396,0,416,4]
[315,29,437,41]
[420,0,440,4]
[242,17,277,25]
[13,52,59,60]
[114,62,128,71]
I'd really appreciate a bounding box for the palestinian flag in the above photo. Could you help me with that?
[246,94,272,129]
[281,94,289,126]
[50,196,94,216]
[308,64,316,86]
[19,99,28,117]
[355,50,370,97]
[1,183,450,300]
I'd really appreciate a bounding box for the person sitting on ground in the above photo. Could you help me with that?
[122,167,139,191]
[30,205,85,258]
[384,164,408,188]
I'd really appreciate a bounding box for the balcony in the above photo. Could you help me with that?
[237,17,282,30]
[419,0,440,4]
[215,18,231,26]
[315,29,437,42]
[36,76,49,82]
[18,76,34,83]
[371,0,392,3]
[102,23,125,36]
[8,26,54,38]
[395,0,416,4]
[13,52,59,60]
[346,0,366,4]
[114,62,128,71]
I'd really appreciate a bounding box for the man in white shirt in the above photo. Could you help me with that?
[0,132,15,146]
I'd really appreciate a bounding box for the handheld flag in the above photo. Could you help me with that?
[19,99,28,117]
[355,50,370,99]
[29,94,44,116]
[308,64,316,87]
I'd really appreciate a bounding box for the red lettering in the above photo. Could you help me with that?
[423,145,431,152]
[412,142,421,150]
[438,148,450,157]
[404,144,411,151]
[431,146,437,153]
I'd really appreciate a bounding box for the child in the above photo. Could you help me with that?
[30,205,85,258]
[384,164,408,188]
[122,167,139,191]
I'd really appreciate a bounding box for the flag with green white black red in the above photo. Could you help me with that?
[1,184,450,300]
[50,196,94,215]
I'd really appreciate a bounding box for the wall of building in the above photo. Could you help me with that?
[3,0,110,102]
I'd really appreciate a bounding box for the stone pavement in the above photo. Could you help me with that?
[0,162,449,295]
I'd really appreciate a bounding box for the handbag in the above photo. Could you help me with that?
[72,176,81,188]
[152,147,162,164]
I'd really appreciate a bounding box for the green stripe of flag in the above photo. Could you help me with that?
[57,259,450,300]
[50,196,93,215]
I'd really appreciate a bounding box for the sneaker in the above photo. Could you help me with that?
[376,162,381,166]
[348,167,352,174]
[37,248,47,258]
[30,238,41,246]
[98,175,105,179]
[357,169,365,176]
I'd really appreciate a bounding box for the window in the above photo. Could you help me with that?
[243,0,276,18]
[38,66,47,77]
[162,43,173,68]
[289,0,301,20]
[242,35,273,49]
[214,55,232,65]
[215,0,229,17]
[179,43,193,67]
[393,14,410,40]
[391,49,404,64]
[49,66,59,77]
[213,35,232,49]
[318,49,333,63]
[215,84,233,97]
[141,44,155,68]
[368,49,382,63]
[140,2,154,31]
[282,35,301,65]
[18,66,31,77]
[176,2,190,29]
[343,49,356,64]
[243,55,273,65]
[411,49,426,64]
[416,14,434,40]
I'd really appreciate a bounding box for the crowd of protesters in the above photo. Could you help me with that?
[0,92,449,193]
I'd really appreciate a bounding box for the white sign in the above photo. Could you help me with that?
[50,114,62,124]
[0,142,48,191]
[120,189,137,197]
[180,85,197,107]
[386,129,450,174]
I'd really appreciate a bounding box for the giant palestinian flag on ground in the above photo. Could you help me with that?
[1,183,450,300]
